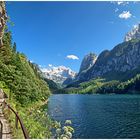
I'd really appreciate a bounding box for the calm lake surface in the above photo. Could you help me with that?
[48,94,140,138]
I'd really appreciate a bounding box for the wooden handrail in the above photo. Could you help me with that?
[4,101,29,139]
[0,120,3,139]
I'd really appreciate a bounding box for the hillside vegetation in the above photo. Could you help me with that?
[62,73,140,94]
[0,29,51,105]
[0,28,53,138]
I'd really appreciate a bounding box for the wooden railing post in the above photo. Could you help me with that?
[3,102,29,139]
[15,112,18,129]
[0,120,3,139]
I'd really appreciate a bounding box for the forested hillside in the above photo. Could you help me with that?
[62,73,140,94]
[0,27,53,138]
[0,28,51,105]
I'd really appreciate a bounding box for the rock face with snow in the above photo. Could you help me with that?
[79,53,97,73]
[124,24,140,42]
[41,66,76,84]
[72,24,140,83]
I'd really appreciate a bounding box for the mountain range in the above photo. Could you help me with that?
[66,23,140,87]
[41,23,140,89]
[41,65,76,84]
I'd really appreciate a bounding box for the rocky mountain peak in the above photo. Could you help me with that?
[79,52,97,73]
[72,35,140,84]
[124,24,140,42]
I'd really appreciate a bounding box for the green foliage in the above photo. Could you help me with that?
[63,74,140,94]
[53,120,74,139]
[43,78,60,92]
[0,28,74,139]
[4,101,53,138]
[97,74,140,94]
[0,28,53,138]
[62,78,105,94]
[0,30,50,106]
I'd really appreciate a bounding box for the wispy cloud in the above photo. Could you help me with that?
[117,1,123,5]
[66,55,79,60]
[119,11,132,19]
[117,1,129,5]
[111,1,129,6]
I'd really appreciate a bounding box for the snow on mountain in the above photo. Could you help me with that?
[41,65,76,84]
[124,24,140,41]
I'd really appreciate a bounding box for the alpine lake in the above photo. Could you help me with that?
[48,94,140,139]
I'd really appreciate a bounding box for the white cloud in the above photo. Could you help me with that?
[117,1,129,5]
[119,11,132,19]
[66,55,79,60]
[117,1,123,5]
[111,1,129,6]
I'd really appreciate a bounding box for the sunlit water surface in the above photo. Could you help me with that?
[48,94,140,138]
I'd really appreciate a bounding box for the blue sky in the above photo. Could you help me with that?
[6,1,140,72]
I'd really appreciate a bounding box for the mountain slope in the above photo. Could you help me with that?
[0,30,51,105]
[76,39,140,82]
[79,53,97,74]
[43,78,60,91]
[72,24,140,84]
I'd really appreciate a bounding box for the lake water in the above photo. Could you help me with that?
[48,94,140,138]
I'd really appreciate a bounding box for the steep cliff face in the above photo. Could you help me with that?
[79,53,97,73]
[87,40,140,80]
[124,24,140,42]
[75,53,97,82]
[0,2,7,47]
[74,24,140,83]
